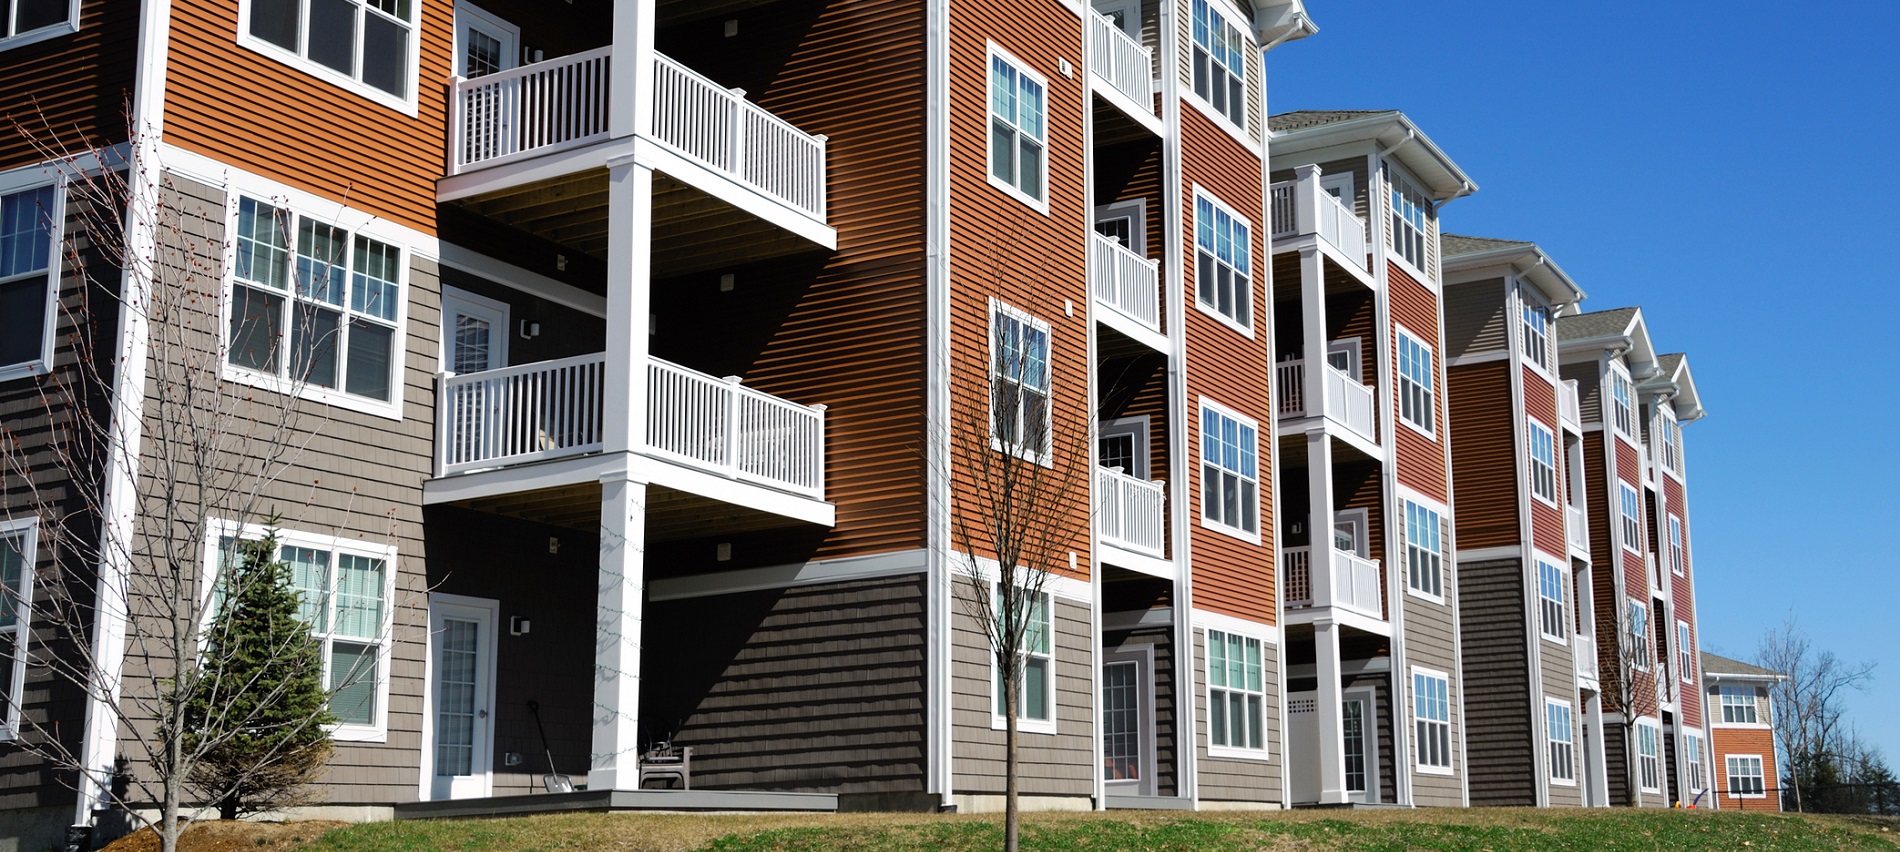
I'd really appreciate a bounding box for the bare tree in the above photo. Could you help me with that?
[1601,598,1654,806]
[0,125,390,852]
[1758,617,1876,813]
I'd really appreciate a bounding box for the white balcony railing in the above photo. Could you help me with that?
[1090,232,1160,332]
[1575,634,1598,679]
[1282,545,1384,621]
[436,354,826,499]
[1567,504,1589,554]
[1559,379,1583,431]
[1274,358,1376,442]
[1088,9,1154,113]
[449,50,828,219]
[1096,466,1166,558]
[1268,174,1369,272]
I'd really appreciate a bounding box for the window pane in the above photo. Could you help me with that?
[282,545,330,631]
[296,221,348,306]
[227,285,284,373]
[1024,656,1049,721]
[249,0,300,50]
[344,319,394,401]
[350,237,400,321]
[308,0,358,76]
[1017,139,1042,199]
[0,279,48,366]
[0,533,23,628]
[329,641,378,725]
[333,554,384,640]
[16,0,70,31]
[291,304,341,389]
[1208,631,1226,688]
[1209,688,1227,745]
[235,199,289,291]
[0,186,54,279]
[362,12,409,96]
[990,120,1014,183]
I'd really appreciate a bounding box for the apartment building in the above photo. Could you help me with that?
[1703,652,1784,810]
[0,0,1344,843]
[1556,307,1707,807]
[1439,236,1605,807]
[1264,110,1473,807]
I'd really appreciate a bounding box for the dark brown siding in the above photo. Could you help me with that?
[1443,278,1507,360]
[1389,262,1446,502]
[1458,557,1533,806]
[0,2,137,170]
[1447,361,1516,549]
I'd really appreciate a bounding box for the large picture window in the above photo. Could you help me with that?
[987,47,1047,207]
[0,183,57,380]
[989,301,1051,458]
[1199,402,1258,539]
[1726,754,1765,797]
[246,0,417,103]
[0,519,35,740]
[1404,499,1443,599]
[226,197,403,412]
[1413,668,1452,773]
[1207,629,1264,754]
[1194,191,1251,330]
[1189,0,1247,129]
[1397,329,1435,436]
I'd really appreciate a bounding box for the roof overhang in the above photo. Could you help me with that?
[1250,0,1318,48]
[1270,111,1476,203]
[1651,354,1705,422]
[1558,308,1657,379]
[1442,241,1586,307]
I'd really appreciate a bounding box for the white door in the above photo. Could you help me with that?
[1098,416,1149,479]
[1333,508,1368,558]
[1102,651,1155,796]
[441,287,509,375]
[428,595,499,800]
[455,3,519,78]
[1093,200,1147,256]
[1094,0,1141,37]
[1342,689,1380,803]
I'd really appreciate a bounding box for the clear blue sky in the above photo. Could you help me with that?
[1266,3,1900,758]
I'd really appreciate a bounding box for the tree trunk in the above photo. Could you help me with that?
[1005,672,1019,852]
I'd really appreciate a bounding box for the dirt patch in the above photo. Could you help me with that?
[99,820,347,852]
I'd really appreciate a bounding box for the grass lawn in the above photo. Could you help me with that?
[304,807,1900,851]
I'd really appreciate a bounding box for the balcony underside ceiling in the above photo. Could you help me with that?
[453,170,826,277]
[1094,94,1158,148]
[455,481,815,542]
[1270,250,1368,301]
[657,0,782,27]
[1276,427,1382,466]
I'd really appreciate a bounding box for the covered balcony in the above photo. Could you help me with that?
[1275,357,1376,446]
[1087,8,1160,134]
[1282,545,1384,623]
[1091,231,1164,350]
[1096,465,1167,573]
[1269,167,1369,278]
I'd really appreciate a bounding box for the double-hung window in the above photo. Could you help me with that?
[1397,329,1435,436]
[227,197,404,412]
[245,0,418,105]
[1627,601,1650,670]
[1686,732,1707,793]
[1199,402,1258,538]
[1389,170,1431,272]
[211,525,393,740]
[0,519,35,740]
[1194,191,1251,330]
[1404,499,1443,599]
[1637,721,1661,792]
[1520,299,1551,371]
[1207,629,1264,754]
[1667,516,1685,576]
[1189,0,1247,129]
[1412,668,1452,773]
[1660,413,1680,473]
[1538,560,1568,642]
[1546,699,1575,784]
[1,0,77,49]
[1677,621,1694,684]
[992,586,1052,729]
[1528,418,1558,505]
[1610,370,1636,439]
[1726,754,1764,797]
[1720,686,1759,724]
[1618,483,1642,552]
[0,183,58,380]
[987,48,1047,207]
[989,301,1051,458]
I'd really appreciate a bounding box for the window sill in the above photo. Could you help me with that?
[1207,745,1270,763]
[236,34,420,118]
[221,363,406,422]
[1549,777,1577,787]
[0,359,51,385]
[1416,764,1454,777]
[1192,298,1255,339]
[1531,492,1560,511]
[1540,633,1567,647]
[1398,415,1437,443]
[1198,516,1261,546]
[990,714,1057,736]
[985,173,1051,217]
[331,724,387,744]
[1404,587,1446,606]
[0,20,79,54]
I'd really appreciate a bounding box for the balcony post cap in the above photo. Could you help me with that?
[814,134,829,142]
[1294,163,1323,179]
[730,87,748,97]
[722,375,744,383]
[811,404,828,412]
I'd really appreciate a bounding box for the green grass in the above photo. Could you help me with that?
[308,808,1900,852]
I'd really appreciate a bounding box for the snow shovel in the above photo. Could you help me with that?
[526,700,575,793]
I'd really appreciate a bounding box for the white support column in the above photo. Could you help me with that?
[591,157,655,790]
[1306,431,1349,804]
[609,0,657,140]
[1293,163,1322,236]
[1299,246,1328,426]
[1585,691,1611,807]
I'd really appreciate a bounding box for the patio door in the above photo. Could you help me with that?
[1098,416,1149,479]
[1102,650,1154,796]
[428,595,499,801]
[455,3,519,79]
[1343,688,1379,803]
[442,287,509,375]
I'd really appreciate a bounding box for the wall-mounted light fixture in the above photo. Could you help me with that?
[510,616,532,636]
[547,536,561,555]
[720,273,736,292]
[520,320,541,340]
[724,19,739,37]
[716,542,732,562]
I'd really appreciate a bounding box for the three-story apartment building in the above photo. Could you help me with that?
[1703,652,1784,810]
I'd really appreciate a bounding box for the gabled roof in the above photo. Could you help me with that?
[1557,306,1640,341]
[1267,110,1476,202]
[1441,234,1532,256]
[1558,306,1658,379]
[1441,233,1586,306]
[1702,652,1786,681]
[1657,353,1705,421]
[1269,110,1396,132]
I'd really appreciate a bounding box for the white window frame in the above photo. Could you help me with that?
[1627,600,1650,671]
[0,518,37,741]
[1205,627,1267,759]
[990,584,1055,735]
[1725,753,1765,799]
[988,299,1053,462]
[1519,291,1552,373]
[1618,483,1643,553]
[1659,411,1681,475]
[1545,698,1575,786]
[237,0,422,115]
[1402,496,1445,603]
[1677,620,1694,685]
[0,177,63,383]
[221,194,409,421]
[1411,666,1453,775]
[1192,187,1253,334]
[1387,167,1433,280]
[1686,731,1707,794]
[1636,719,1662,793]
[204,519,396,743]
[1198,398,1260,543]
[1537,558,1568,643]
[1396,325,1436,439]
[1666,515,1685,576]
[1187,0,1251,138]
[0,0,78,52]
[1527,416,1558,507]
[1719,685,1761,726]
[985,44,1049,213]
[1609,367,1637,443]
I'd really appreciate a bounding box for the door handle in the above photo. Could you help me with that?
[479,709,489,719]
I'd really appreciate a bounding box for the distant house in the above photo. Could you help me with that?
[1702,652,1785,810]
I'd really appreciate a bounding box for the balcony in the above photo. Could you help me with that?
[1090,231,1161,341]
[1087,9,1157,126]
[447,48,828,222]
[1269,176,1368,274]
[1574,634,1598,681]
[435,354,826,500]
[1559,379,1583,432]
[1275,358,1376,444]
[1282,546,1384,622]
[1096,466,1166,559]
[1566,504,1589,556]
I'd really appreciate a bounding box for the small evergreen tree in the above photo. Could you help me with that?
[180,532,334,819]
